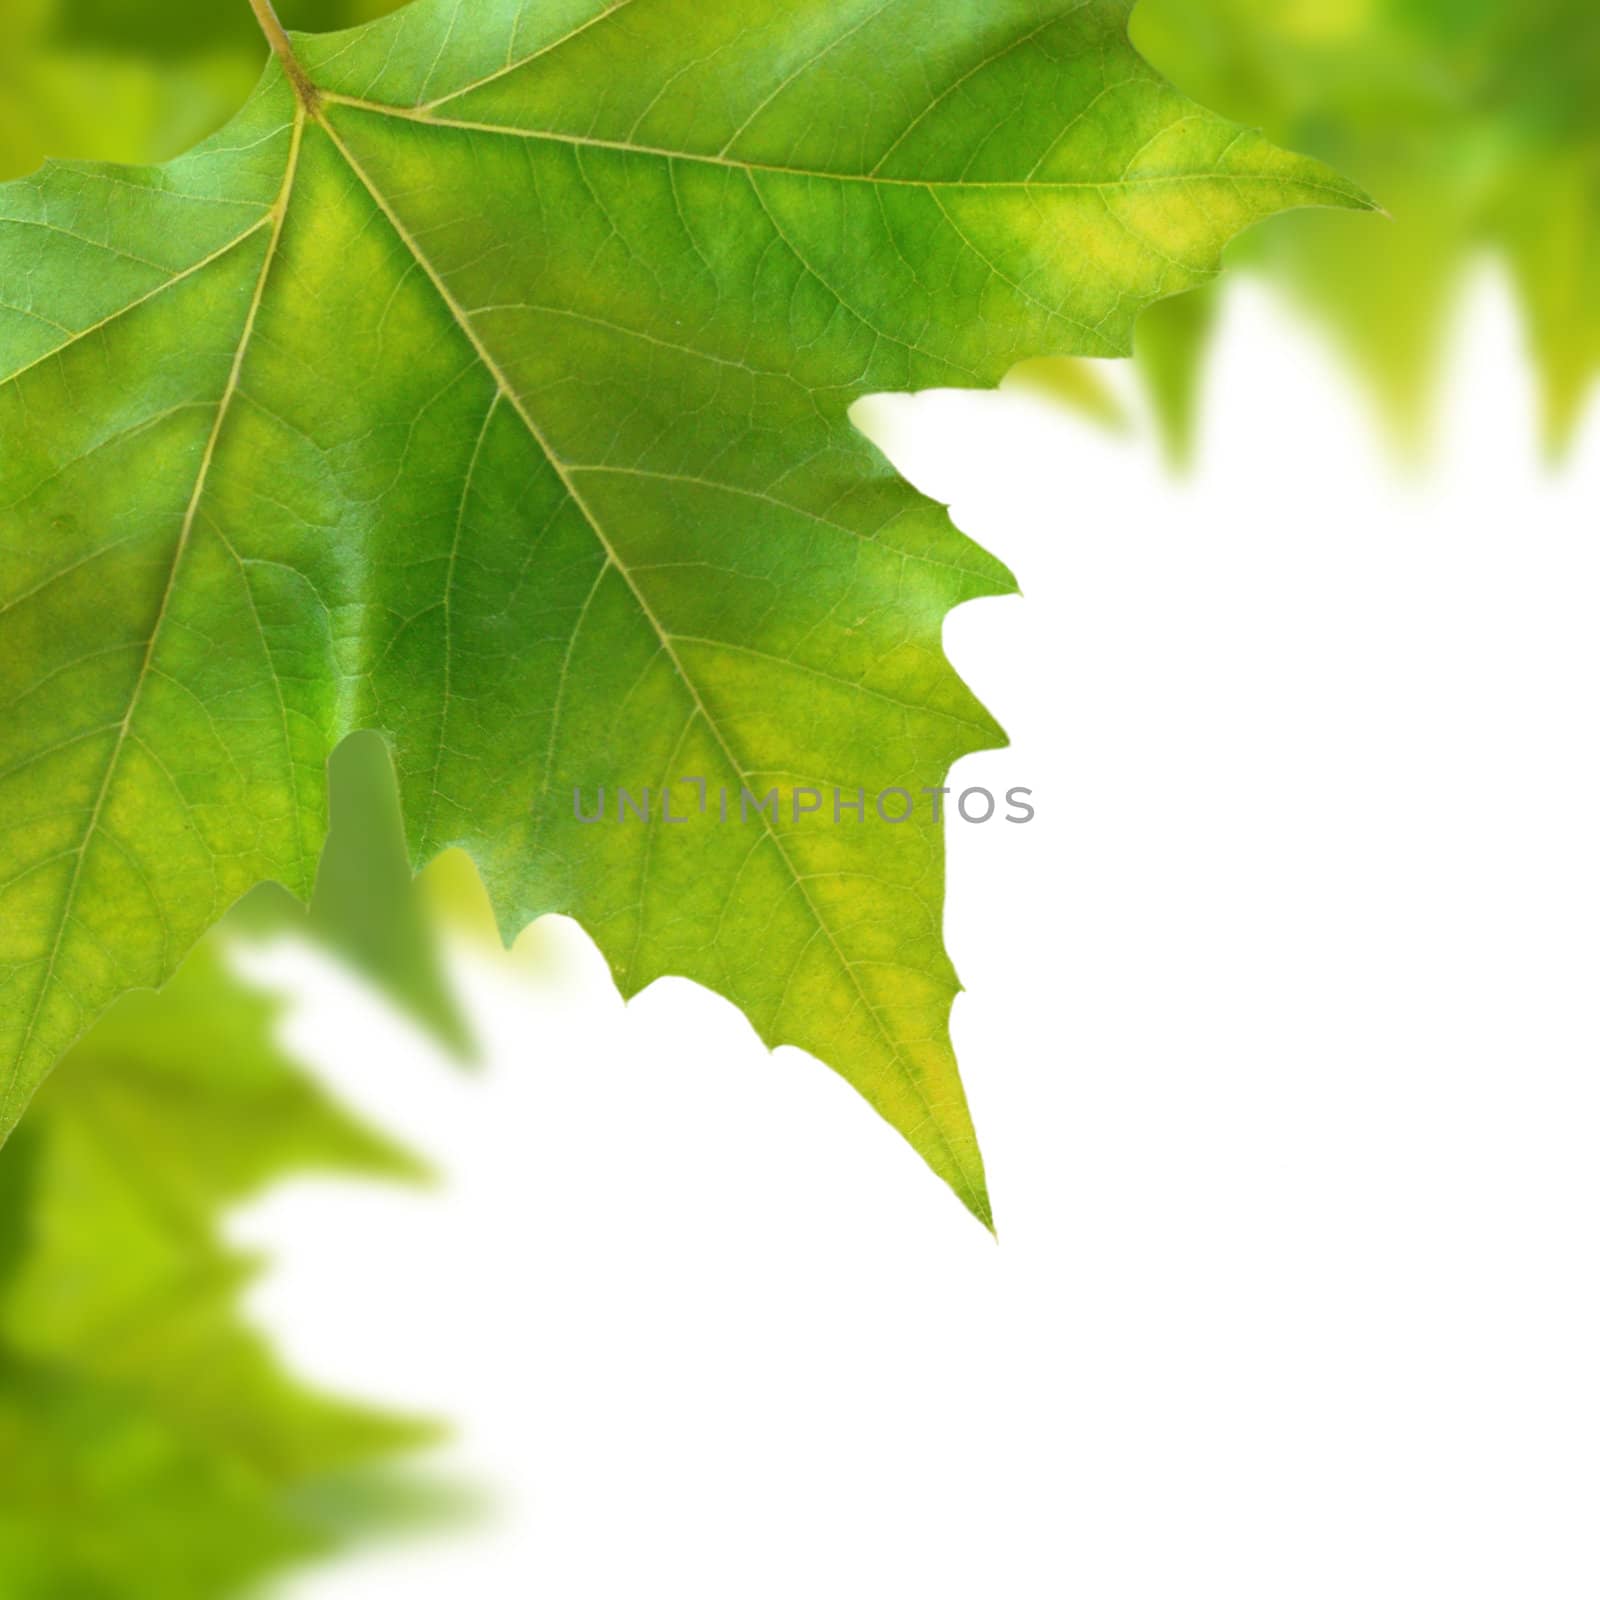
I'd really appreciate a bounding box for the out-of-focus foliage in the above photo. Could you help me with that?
[1131,0,1600,458]
[1004,358,1131,435]
[0,0,242,180]
[57,0,401,57]
[238,733,475,1059]
[1133,284,1221,469]
[0,936,448,1599]
[310,735,473,1055]
[0,582,460,1592]
[0,0,407,181]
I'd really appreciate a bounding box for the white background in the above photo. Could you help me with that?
[240,272,1600,1598]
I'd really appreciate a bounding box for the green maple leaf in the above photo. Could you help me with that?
[0,933,449,1600]
[0,0,1371,1224]
[1131,0,1600,458]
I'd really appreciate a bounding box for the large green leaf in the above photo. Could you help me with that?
[0,934,447,1600]
[0,0,1371,1223]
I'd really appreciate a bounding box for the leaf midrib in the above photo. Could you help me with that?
[320,89,1353,199]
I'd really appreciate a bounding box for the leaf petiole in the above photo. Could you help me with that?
[246,0,319,107]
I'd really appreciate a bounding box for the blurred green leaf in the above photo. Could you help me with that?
[1004,358,1131,433]
[236,734,475,1061]
[1130,0,1600,457]
[0,935,454,1600]
[54,0,401,58]
[0,0,410,181]
[1135,283,1221,471]
[0,0,252,177]
[311,734,474,1058]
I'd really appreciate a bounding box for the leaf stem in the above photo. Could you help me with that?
[247,0,319,108]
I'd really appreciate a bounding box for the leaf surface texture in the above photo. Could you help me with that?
[0,0,1370,1220]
